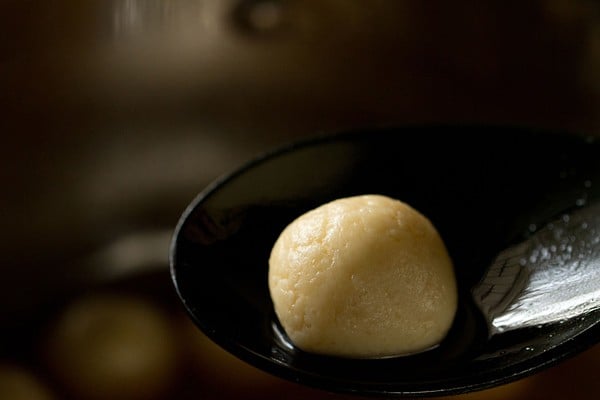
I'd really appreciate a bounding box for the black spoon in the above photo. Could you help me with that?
[170,126,600,397]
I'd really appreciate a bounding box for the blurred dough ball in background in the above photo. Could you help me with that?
[42,294,179,400]
[0,365,55,400]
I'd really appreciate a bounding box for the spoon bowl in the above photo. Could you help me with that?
[170,126,600,397]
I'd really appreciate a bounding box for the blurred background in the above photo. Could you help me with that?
[1,0,599,399]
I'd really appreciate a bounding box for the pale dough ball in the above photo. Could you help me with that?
[269,195,457,358]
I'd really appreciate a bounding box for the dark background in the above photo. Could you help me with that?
[1,1,598,399]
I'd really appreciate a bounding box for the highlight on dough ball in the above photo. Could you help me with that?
[268,194,458,358]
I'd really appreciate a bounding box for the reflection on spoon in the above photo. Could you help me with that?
[474,202,600,335]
